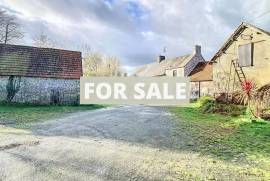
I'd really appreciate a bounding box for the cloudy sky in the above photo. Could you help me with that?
[0,0,270,72]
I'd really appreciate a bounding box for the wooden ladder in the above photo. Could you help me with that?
[225,59,246,102]
[232,59,246,85]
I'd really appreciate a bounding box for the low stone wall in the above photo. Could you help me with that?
[0,76,80,105]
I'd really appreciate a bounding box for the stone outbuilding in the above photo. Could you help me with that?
[211,22,270,95]
[0,44,82,105]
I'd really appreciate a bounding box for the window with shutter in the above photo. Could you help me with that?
[238,43,253,67]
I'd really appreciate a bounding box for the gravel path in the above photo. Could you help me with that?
[0,105,260,181]
[32,105,182,148]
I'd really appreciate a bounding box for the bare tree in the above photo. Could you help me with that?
[103,56,121,76]
[33,31,55,48]
[83,52,103,76]
[0,10,23,44]
[80,43,92,58]
[83,52,122,77]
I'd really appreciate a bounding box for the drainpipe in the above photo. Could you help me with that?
[199,81,201,98]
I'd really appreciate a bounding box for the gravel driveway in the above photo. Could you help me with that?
[0,105,259,181]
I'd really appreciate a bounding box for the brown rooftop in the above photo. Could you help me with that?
[0,44,82,79]
[189,62,213,82]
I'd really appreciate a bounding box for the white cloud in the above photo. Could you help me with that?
[0,0,269,67]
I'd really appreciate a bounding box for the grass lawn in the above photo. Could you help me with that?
[0,103,105,127]
[170,103,270,179]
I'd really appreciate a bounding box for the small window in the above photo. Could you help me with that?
[173,70,177,77]
[238,43,254,67]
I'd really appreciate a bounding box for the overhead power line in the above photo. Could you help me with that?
[250,9,270,22]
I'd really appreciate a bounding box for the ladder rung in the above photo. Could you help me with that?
[231,59,246,88]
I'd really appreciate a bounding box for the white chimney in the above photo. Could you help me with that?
[193,45,201,55]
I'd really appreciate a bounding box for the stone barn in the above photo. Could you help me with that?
[0,44,82,105]
[211,22,270,95]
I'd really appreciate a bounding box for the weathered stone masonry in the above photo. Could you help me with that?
[184,55,205,76]
[0,44,82,105]
[0,76,80,105]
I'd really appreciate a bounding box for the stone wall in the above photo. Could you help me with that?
[166,56,205,77]
[191,81,214,99]
[184,55,205,76]
[0,76,80,105]
[165,67,184,77]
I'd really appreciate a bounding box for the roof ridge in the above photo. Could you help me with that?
[134,53,195,76]
[210,22,270,62]
[135,53,192,68]
[0,44,82,79]
[167,54,192,61]
[243,22,270,35]
[0,43,81,53]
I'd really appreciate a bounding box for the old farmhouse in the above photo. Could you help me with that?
[134,45,213,98]
[211,22,270,95]
[135,45,204,77]
[0,44,82,105]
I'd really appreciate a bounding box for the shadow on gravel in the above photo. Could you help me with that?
[6,150,153,181]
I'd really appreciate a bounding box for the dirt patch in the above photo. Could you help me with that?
[0,140,40,151]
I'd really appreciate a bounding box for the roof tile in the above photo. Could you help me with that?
[0,44,82,79]
[134,54,192,77]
